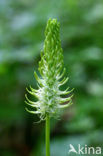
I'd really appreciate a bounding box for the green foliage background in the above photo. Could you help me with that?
[0,0,103,156]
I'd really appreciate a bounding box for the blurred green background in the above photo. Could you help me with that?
[0,0,103,156]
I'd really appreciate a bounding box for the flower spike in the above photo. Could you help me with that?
[25,18,73,120]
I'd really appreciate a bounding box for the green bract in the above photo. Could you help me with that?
[25,18,73,120]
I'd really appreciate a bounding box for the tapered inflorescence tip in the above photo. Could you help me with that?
[25,18,73,120]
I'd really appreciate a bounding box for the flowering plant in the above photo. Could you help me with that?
[25,18,73,156]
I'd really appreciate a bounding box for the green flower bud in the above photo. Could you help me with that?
[25,18,73,120]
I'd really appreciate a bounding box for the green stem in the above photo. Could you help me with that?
[46,113,50,156]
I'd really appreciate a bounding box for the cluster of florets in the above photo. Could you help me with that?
[25,18,73,120]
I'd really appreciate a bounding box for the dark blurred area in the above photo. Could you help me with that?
[0,0,103,156]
